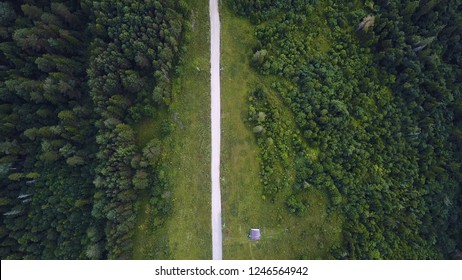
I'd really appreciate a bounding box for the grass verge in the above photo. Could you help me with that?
[133,0,211,259]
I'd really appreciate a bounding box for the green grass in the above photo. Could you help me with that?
[220,4,342,259]
[133,0,343,260]
[133,0,211,259]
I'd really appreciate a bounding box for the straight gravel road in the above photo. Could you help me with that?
[210,0,222,260]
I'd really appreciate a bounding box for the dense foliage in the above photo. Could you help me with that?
[0,0,187,259]
[234,0,462,259]
[0,0,95,259]
[85,0,187,259]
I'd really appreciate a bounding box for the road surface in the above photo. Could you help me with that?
[210,0,222,260]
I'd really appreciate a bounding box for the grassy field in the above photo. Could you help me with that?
[220,3,343,259]
[133,0,342,260]
[133,0,211,259]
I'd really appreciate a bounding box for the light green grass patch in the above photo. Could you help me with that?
[133,0,211,259]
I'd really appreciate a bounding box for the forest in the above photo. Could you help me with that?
[1,0,461,260]
[233,0,462,259]
[0,0,187,259]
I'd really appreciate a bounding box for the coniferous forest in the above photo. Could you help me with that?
[0,0,187,259]
[233,0,462,259]
[1,0,462,260]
